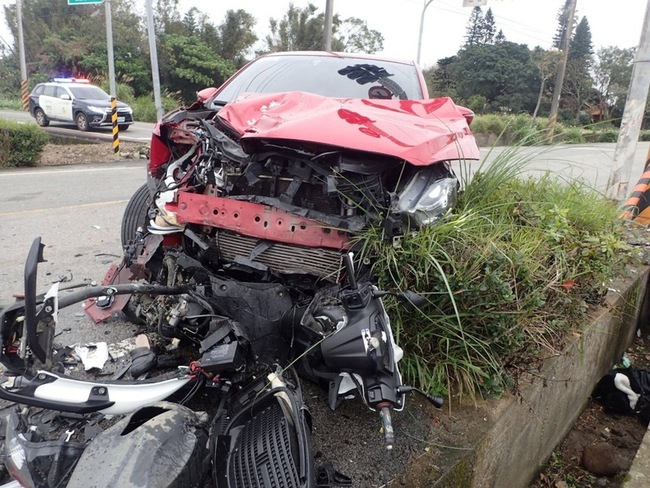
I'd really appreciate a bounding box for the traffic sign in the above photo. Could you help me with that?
[68,0,103,5]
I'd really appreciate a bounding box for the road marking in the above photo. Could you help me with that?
[0,166,142,177]
[0,200,129,217]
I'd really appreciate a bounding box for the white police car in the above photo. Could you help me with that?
[28,78,134,131]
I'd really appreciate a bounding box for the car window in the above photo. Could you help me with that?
[54,87,67,98]
[32,85,44,95]
[68,86,109,100]
[42,85,56,97]
[213,55,424,106]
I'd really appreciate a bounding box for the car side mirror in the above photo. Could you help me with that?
[60,94,71,101]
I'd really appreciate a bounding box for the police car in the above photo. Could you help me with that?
[28,78,134,131]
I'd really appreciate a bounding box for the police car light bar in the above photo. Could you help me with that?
[52,77,91,84]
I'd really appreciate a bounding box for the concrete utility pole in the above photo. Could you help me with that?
[323,0,334,51]
[546,0,577,141]
[146,0,164,120]
[104,0,116,98]
[605,2,650,202]
[16,0,28,110]
[417,0,434,65]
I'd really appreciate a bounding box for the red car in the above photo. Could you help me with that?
[120,51,478,255]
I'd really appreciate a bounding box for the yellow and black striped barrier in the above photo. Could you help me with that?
[21,79,29,111]
[621,147,650,225]
[111,97,120,156]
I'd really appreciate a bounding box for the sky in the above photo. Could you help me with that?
[0,0,647,68]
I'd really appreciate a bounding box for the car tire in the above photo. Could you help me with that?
[121,183,151,249]
[118,124,129,131]
[34,108,50,127]
[75,112,90,131]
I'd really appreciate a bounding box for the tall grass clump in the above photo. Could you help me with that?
[356,147,635,399]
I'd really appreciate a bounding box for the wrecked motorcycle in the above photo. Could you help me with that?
[0,86,478,487]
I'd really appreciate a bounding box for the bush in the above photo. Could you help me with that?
[132,93,184,123]
[0,120,50,167]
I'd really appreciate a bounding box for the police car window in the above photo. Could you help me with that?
[54,87,66,98]
[42,86,56,97]
[68,86,109,100]
[33,85,44,95]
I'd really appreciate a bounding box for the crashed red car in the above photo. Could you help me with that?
[119,51,479,262]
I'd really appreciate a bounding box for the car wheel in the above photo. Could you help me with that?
[121,183,151,249]
[34,108,49,127]
[118,124,129,131]
[75,112,89,131]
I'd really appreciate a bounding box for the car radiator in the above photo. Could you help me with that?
[212,232,343,282]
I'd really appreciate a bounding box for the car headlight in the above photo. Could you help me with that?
[125,107,133,114]
[394,166,458,227]
[88,106,108,114]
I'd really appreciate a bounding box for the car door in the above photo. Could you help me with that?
[55,87,74,122]
[39,85,57,119]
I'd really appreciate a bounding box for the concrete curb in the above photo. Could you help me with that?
[400,267,649,487]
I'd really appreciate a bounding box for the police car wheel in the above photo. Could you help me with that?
[75,112,89,131]
[34,108,49,127]
[118,124,129,131]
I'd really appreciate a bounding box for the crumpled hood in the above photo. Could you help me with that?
[216,91,480,166]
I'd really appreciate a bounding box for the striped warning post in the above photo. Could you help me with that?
[621,147,650,225]
[111,97,120,156]
[20,79,29,111]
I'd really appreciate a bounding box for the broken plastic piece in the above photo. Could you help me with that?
[74,342,109,371]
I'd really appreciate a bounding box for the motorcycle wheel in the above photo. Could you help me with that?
[121,183,150,249]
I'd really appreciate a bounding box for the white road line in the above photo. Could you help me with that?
[0,166,143,177]
[0,200,129,217]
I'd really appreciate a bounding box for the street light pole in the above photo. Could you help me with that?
[146,0,163,120]
[417,0,434,65]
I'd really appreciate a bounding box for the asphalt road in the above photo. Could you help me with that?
[0,161,146,345]
[0,109,155,143]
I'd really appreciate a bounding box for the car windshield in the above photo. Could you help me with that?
[212,54,423,107]
[68,86,109,100]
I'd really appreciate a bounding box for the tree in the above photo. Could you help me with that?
[336,17,383,54]
[449,42,540,113]
[495,29,506,44]
[553,0,578,49]
[479,8,497,45]
[214,10,258,67]
[562,16,594,116]
[263,3,383,54]
[464,7,483,48]
[530,48,561,121]
[593,46,635,120]
[423,56,458,99]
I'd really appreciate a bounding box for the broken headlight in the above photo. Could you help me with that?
[394,165,458,227]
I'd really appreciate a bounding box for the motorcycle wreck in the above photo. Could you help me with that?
[0,89,479,487]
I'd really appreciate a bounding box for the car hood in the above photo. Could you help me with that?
[216,91,479,166]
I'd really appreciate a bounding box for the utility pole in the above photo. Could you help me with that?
[16,0,28,111]
[417,0,434,65]
[605,1,650,202]
[104,0,120,155]
[323,0,334,51]
[546,0,577,141]
[146,0,163,120]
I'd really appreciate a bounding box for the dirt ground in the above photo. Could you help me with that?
[529,333,650,488]
[37,140,150,166]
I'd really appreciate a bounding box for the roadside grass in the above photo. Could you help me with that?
[0,96,22,111]
[357,144,639,399]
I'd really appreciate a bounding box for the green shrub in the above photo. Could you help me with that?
[132,93,184,123]
[0,96,22,110]
[0,120,50,167]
